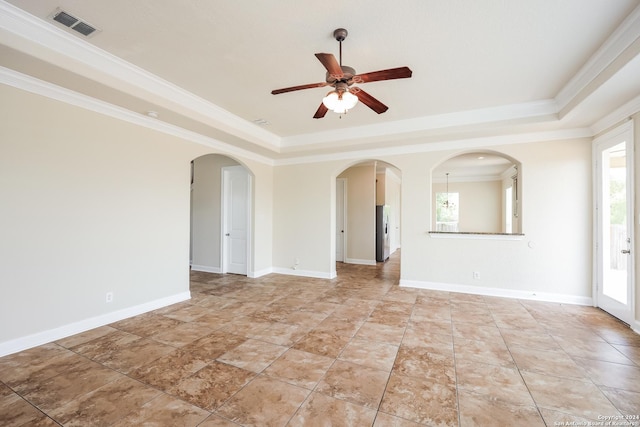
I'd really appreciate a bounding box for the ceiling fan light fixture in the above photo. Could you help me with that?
[322,90,358,114]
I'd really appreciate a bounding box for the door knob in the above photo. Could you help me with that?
[621,249,631,254]
[225,233,230,236]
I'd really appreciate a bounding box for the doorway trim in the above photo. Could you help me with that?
[336,178,347,263]
[593,120,635,325]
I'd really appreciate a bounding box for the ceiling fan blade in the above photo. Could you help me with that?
[271,82,328,95]
[313,102,328,119]
[315,53,344,79]
[351,87,388,114]
[353,66,412,84]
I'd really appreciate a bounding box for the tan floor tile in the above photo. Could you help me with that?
[556,336,636,365]
[458,390,545,427]
[55,325,118,348]
[216,376,310,427]
[380,373,458,426]
[339,338,398,371]
[181,330,247,361]
[110,393,210,427]
[510,347,587,379]
[49,376,161,426]
[289,391,377,426]
[454,337,515,368]
[500,328,561,352]
[0,391,52,427]
[20,358,122,411]
[456,361,534,406]
[199,414,241,426]
[293,330,350,358]
[355,321,406,345]
[573,357,640,393]
[613,343,640,365]
[128,348,209,391]
[521,371,621,419]
[393,344,455,382]
[151,321,213,347]
[110,313,184,337]
[599,385,640,416]
[316,360,389,409]
[0,343,74,385]
[453,322,504,343]
[373,412,425,426]
[263,348,333,389]
[538,407,600,424]
[169,361,256,411]
[312,315,365,337]
[402,326,453,352]
[217,339,287,373]
[248,321,310,346]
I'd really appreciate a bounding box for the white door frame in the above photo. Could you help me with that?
[221,165,251,276]
[593,121,635,324]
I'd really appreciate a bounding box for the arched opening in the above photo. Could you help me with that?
[190,154,253,276]
[335,160,402,268]
[432,150,522,234]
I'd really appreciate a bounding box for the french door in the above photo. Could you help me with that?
[594,122,634,324]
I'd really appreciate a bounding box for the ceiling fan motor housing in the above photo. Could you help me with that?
[326,65,356,84]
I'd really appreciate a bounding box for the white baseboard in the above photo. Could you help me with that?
[190,264,221,273]
[633,320,640,336]
[249,267,273,278]
[399,279,593,306]
[272,267,335,279]
[345,258,377,266]
[0,291,191,358]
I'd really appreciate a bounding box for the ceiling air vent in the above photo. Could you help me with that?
[50,8,99,37]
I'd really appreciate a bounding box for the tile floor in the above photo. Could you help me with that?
[1,252,640,426]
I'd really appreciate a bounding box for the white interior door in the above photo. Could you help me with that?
[595,122,634,324]
[336,178,346,262]
[222,166,249,275]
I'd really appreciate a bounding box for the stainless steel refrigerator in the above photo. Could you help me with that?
[376,205,390,262]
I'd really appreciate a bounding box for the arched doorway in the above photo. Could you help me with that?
[190,154,252,276]
[335,160,402,267]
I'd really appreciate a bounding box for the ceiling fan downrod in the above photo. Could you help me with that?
[333,28,348,66]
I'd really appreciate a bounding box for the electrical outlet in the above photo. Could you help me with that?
[106,292,114,303]
[473,271,480,280]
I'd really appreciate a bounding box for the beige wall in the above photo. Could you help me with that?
[432,180,502,233]
[0,84,274,353]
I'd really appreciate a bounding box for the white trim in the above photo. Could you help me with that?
[400,279,593,306]
[429,232,525,241]
[280,99,559,148]
[274,128,592,166]
[272,267,336,279]
[190,265,222,274]
[0,1,281,151]
[556,3,640,113]
[344,258,377,266]
[0,292,191,357]
[633,320,640,336]
[591,94,640,136]
[248,267,273,278]
[0,67,274,166]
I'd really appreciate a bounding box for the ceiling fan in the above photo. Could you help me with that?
[271,28,412,119]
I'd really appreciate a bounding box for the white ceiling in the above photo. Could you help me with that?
[1,0,640,163]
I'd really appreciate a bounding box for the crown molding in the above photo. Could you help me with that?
[280,99,559,148]
[0,67,275,165]
[555,3,640,115]
[590,93,640,136]
[273,128,592,166]
[0,0,281,151]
